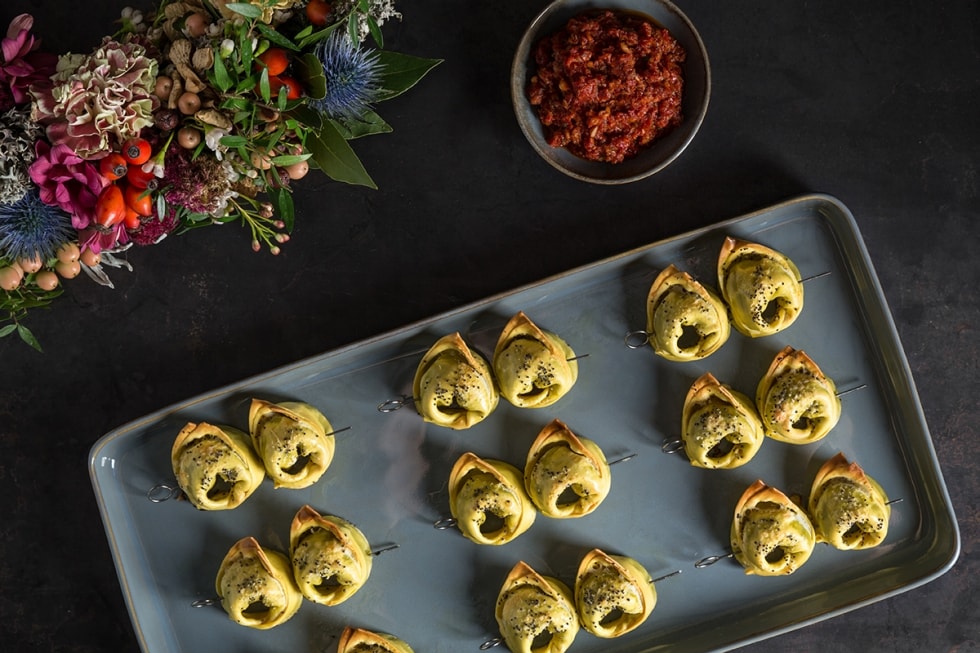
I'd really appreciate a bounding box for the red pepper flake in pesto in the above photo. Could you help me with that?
[527,10,686,164]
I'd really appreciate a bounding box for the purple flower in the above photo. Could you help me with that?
[28,141,106,229]
[0,14,57,111]
[129,205,179,246]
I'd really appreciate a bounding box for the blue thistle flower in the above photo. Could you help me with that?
[0,188,75,262]
[311,31,383,122]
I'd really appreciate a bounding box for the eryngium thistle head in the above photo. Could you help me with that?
[0,187,74,261]
[311,31,382,122]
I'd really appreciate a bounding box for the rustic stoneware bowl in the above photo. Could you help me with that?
[512,0,710,184]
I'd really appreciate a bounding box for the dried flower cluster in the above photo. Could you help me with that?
[0,1,440,350]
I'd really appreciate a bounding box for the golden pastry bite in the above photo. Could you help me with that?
[495,560,579,653]
[524,419,611,519]
[717,236,804,338]
[755,346,842,444]
[808,453,890,550]
[338,626,415,653]
[646,264,731,362]
[493,311,578,408]
[171,421,264,511]
[681,372,765,469]
[412,332,499,429]
[215,536,302,629]
[574,548,656,638]
[448,452,536,545]
[248,399,335,489]
[730,480,816,576]
[289,505,373,606]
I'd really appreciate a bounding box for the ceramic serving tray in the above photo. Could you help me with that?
[90,194,959,653]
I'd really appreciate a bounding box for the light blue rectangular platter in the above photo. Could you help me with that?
[90,194,959,653]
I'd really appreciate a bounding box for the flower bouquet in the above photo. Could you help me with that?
[0,0,439,349]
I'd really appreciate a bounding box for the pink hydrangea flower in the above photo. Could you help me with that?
[0,14,57,111]
[28,141,106,230]
[29,37,158,159]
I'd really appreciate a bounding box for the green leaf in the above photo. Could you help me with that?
[268,186,295,232]
[17,323,42,352]
[347,14,360,44]
[222,97,252,111]
[257,23,301,51]
[375,51,442,102]
[219,135,250,148]
[257,68,272,102]
[295,52,326,101]
[341,110,392,139]
[288,104,323,131]
[271,153,312,166]
[226,3,263,19]
[367,15,383,48]
[297,23,342,50]
[239,30,254,70]
[308,120,377,188]
[236,77,258,95]
[212,51,233,92]
[0,323,16,338]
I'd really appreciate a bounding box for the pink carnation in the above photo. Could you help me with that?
[0,14,57,111]
[28,141,106,229]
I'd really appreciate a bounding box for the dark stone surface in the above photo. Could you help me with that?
[1,0,977,651]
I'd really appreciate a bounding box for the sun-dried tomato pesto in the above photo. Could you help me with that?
[527,10,686,164]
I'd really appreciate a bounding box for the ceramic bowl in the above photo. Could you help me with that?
[512,0,710,184]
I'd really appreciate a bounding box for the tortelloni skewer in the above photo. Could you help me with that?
[171,421,264,510]
[731,480,816,576]
[524,419,611,519]
[248,399,335,489]
[493,311,579,408]
[575,548,657,638]
[495,560,579,653]
[214,536,302,629]
[646,264,731,362]
[413,332,499,429]
[718,236,804,338]
[808,453,891,550]
[756,346,842,444]
[338,626,415,653]
[448,452,536,545]
[681,372,765,469]
[289,505,373,606]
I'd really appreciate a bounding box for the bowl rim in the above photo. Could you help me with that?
[511,0,712,184]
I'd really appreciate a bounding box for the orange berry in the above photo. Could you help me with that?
[256,47,289,76]
[55,259,81,279]
[34,270,59,291]
[306,0,332,26]
[122,138,152,165]
[80,248,101,267]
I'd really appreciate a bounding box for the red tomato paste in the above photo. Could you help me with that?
[527,10,686,164]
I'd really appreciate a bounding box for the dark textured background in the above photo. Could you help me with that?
[1,0,977,651]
